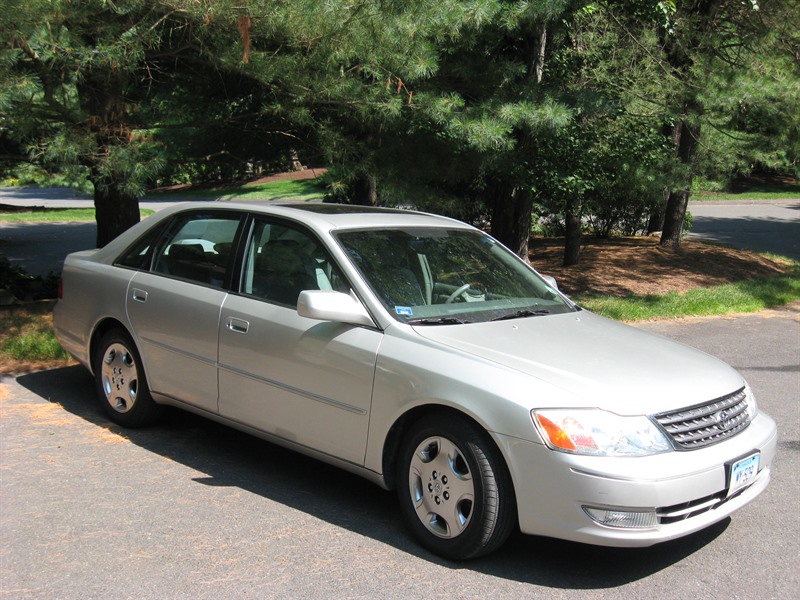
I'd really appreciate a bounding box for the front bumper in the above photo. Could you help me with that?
[493,411,777,547]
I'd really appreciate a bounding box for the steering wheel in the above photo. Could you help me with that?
[445,283,472,304]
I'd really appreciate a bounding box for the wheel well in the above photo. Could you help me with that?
[382,405,506,491]
[89,318,129,371]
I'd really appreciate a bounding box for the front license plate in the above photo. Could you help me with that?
[728,453,760,497]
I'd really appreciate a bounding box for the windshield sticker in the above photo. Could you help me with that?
[395,306,413,316]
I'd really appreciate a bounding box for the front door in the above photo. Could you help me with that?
[217,218,381,464]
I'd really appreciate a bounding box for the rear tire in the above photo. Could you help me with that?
[396,414,516,559]
[93,328,162,427]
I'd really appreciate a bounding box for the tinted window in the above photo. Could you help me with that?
[241,219,349,306]
[151,214,242,287]
[116,223,166,271]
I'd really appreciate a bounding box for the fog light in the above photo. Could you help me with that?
[582,506,658,529]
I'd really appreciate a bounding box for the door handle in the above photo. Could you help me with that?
[226,317,250,334]
[131,288,148,303]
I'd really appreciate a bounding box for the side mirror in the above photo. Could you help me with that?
[297,290,375,327]
[542,275,559,291]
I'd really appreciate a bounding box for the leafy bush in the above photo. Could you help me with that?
[0,258,59,301]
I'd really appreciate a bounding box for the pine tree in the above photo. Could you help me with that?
[1,0,283,245]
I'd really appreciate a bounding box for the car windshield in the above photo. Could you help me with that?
[335,227,574,323]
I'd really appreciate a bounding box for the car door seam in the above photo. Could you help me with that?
[138,335,218,368]
[217,362,368,415]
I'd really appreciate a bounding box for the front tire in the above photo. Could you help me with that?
[93,328,162,427]
[396,414,516,560]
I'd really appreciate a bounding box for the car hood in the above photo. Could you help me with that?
[411,310,744,415]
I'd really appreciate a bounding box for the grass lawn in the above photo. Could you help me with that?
[694,190,800,201]
[577,266,800,321]
[0,309,74,373]
[153,178,326,201]
[0,208,155,222]
[694,181,800,201]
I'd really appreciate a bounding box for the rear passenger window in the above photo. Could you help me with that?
[151,214,242,288]
[116,224,165,271]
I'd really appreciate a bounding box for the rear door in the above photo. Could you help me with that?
[124,211,244,413]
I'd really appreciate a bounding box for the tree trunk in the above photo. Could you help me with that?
[656,0,713,248]
[660,117,700,248]
[646,189,667,234]
[93,182,141,248]
[490,186,534,262]
[534,26,547,84]
[351,173,378,206]
[563,194,582,266]
[77,71,143,248]
[289,147,305,171]
[660,188,691,247]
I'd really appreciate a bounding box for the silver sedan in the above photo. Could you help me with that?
[54,202,777,559]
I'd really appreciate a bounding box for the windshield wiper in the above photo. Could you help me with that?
[491,308,551,322]
[407,316,471,325]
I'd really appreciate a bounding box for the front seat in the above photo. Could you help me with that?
[253,240,317,305]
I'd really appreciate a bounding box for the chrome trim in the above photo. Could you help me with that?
[654,388,752,449]
[658,496,722,519]
[657,491,727,524]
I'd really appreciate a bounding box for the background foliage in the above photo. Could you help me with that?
[1,0,797,261]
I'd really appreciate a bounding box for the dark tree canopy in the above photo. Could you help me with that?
[1,0,297,245]
[1,0,796,256]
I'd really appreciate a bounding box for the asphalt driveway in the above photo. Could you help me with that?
[687,198,800,260]
[1,305,798,598]
[0,187,185,276]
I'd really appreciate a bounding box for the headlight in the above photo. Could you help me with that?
[532,409,672,457]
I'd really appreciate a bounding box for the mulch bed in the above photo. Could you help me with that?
[529,236,791,297]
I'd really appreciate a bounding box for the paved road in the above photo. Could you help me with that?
[0,186,190,210]
[687,199,800,260]
[0,188,193,276]
[2,305,798,599]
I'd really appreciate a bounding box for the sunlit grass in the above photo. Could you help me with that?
[154,178,326,201]
[694,182,800,201]
[221,178,326,200]
[577,265,800,321]
[0,310,71,366]
[0,208,155,222]
[693,191,800,201]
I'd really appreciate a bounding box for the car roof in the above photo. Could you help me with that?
[88,201,478,266]
[205,201,475,232]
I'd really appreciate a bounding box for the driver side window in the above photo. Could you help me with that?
[241,220,349,306]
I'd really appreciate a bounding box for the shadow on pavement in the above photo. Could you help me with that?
[16,365,727,588]
[689,215,800,261]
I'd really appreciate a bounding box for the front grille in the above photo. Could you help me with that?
[654,388,752,450]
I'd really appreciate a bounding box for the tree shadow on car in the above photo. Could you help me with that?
[16,365,729,588]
